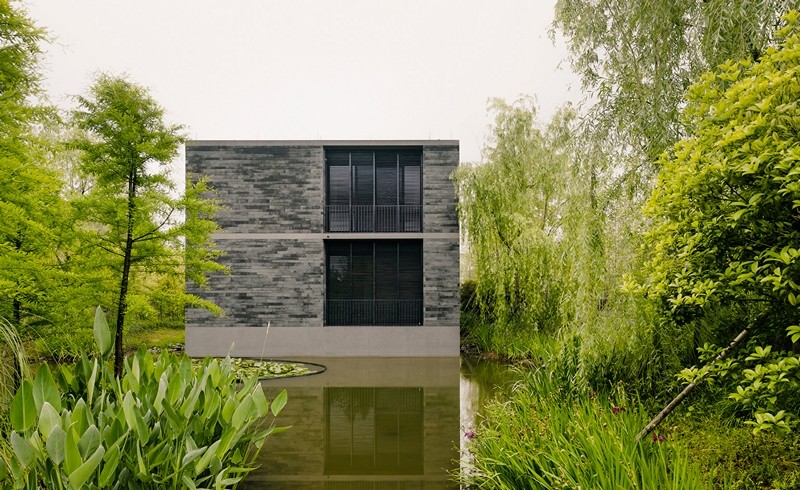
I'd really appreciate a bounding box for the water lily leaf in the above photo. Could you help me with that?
[10,380,36,432]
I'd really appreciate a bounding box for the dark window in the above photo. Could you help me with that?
[325,240,423,326]
[325,148,422,232]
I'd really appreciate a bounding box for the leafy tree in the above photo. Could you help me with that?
[640,11,800,430]
[72,74,225,376]
[554,0,796,174]
[455,98,579,334]
[0,1,65,331]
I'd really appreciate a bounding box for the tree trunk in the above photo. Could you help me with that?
[634,327,750,441]
[12,297,20,328]
[114,174,136,377]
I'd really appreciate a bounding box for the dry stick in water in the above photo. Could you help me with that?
[635,327,751,442]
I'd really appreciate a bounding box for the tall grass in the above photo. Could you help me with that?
[0,317,30,478]
[461,365,707,489]
[0,317,29,407]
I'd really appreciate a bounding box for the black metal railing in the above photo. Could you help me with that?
[325,205,422,232]
[325,299,423,326]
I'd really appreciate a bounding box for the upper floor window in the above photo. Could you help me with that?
[325,148,422,232]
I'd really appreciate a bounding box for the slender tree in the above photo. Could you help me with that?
[72,74,224,376]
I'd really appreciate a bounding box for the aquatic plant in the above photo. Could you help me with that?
[2,307,287,489]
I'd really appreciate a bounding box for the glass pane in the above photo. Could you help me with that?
[328,165,351,206]
[401,165,420,206]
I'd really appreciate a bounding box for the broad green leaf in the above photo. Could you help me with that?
[46,426,67,466]
[153,373,167,413]
[38,402,61,439]
[86,360,98,407]
[182,446,207,467]
[10,380,36,432]
[94,305,112,358]
[64,426,81,475]
[194,439,220,476]
[10,431,36,468]
[78,425,101,459]
[136,444,149,481]
[98,438,124,487]
[231,397,254,430]
[221,397,236,423]
[182,474,198,490]
[122,391,137,431]
[33,364,61,413]
[252,384,268,417]
[271,389,288,417]
[68,445,105,489]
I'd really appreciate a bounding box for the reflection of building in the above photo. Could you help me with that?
[326,388,424,476]
[246,358,460,490]
[185,141,460,358]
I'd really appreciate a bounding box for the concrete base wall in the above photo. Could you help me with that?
[186,326,459,357]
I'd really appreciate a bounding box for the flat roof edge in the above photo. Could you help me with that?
[186,139,459,147]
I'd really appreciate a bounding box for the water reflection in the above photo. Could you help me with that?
[247,358,460,489]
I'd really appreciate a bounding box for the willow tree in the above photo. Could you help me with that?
[554,0,797,180]
[456,98,581,334]
[73,74,225,376]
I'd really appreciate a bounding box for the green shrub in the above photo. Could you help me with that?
[462,367,705,489]
[2,307,286,489]
[673,411,800,489]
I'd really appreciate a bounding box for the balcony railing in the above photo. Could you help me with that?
[325,299,423,326]
[325,205,422,232]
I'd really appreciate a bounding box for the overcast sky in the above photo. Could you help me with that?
[25,1,580,164]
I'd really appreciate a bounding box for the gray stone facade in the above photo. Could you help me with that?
[185,140,460,357]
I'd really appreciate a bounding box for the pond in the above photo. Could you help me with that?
[245,357,523,489]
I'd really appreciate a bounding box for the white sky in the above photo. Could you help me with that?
[25,0,580,164]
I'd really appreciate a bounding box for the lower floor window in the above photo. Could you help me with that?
[325,240,423,326]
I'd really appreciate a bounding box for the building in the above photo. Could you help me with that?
[184,140,460,358]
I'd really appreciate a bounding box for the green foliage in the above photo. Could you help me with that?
[640,11,800,432]
[71,74,226,374]
[3,308,286,489]
[673,412,800,489]
[554,0,795,171]
[0,1,65,332]
[455,98,578,335]
[461,367,704,489]
[457,99,678,395]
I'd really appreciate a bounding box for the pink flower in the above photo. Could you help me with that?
[464,430,475,440]
[611,406,625,415]
[651,433,666,442]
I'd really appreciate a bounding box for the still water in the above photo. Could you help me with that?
[246,357,521,489]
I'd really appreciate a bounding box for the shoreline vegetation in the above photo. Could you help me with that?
[460,315,800,489]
